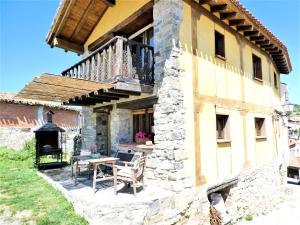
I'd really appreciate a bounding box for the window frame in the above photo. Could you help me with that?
[252,54,263,81]
[274,72,278,89]
[215,30,226,59]
[216,114,230,142]
[254,117,266,139]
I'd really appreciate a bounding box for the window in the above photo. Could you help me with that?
[216,114,230,140]
[254,117,266,137]
[252,54,262,80]
[274,73,278,88]
[215,31,225,58]
[133,108,154,142]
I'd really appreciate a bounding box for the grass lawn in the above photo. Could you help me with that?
[0,141,88,225]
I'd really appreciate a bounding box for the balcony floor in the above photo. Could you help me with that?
[39,167,173,225]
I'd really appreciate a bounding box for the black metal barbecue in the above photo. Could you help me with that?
[34,110,66,169]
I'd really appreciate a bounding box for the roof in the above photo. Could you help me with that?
[46,0,115,54]
[197,0,292,74]
[0,92,80,111]
[16,73,113,103]
[46,0,292,74]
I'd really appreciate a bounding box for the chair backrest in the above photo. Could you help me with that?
[115,151,134,162]
[134,155,146,179]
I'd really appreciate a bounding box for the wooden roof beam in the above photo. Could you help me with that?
[100,0,115,7]
[244,30,259,36]
[210,4,228,13]
[250,35,265,41]
[220,12,237,20]
[199,0,212,5]
[229,19,245,26]
[105,88,141,96]
[70,0,96,41]
[255,40,270,45]
[236,25,252,31]
[53,37,83,54]
[95,90,130,98]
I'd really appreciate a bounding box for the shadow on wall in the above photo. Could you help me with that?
[0,117,38,128]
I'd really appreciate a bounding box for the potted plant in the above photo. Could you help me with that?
[135,131,149,144]
[89,145,99,158]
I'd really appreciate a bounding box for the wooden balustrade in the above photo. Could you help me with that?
[62,36,154,85]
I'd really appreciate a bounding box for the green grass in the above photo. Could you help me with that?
[0,140,87,225]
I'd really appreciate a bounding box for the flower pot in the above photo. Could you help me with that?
[135,137,149,144]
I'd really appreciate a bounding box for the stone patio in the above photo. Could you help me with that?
[38,166,177,225]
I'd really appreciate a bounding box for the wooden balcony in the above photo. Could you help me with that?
[62,36,154,87]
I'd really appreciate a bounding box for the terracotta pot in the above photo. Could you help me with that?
[135,137,149,144]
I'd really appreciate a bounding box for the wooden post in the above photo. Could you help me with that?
[107,45,112,80]
[115,38,123,80]
[102,50,107,80]
[127,43,132,79]
[91,56,96,81]
[96,53,101,82]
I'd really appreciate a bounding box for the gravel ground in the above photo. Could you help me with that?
[236,182,300,225]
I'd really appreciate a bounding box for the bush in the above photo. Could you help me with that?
[245,213,253,221]
[0,139,35,161]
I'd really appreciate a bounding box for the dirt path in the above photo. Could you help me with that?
[236,183,300,225]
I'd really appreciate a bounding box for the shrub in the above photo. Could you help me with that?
[0,138,35,161]
[245,213,253,221]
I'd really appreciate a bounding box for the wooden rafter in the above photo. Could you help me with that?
[220,12,237,20]
[229,19,245,26]
[70,0,96,41]
[199,0,212,5]
[250,35,265,41]
[244,30,259,36]
[255,40,269,45]
[236,25,252,31]
[210,4,227,13]
[53,37,83,54]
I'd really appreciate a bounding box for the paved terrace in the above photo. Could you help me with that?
[38,167,175,225]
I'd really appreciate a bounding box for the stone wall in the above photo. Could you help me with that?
[81,106,97,150]
[0,127,78,154]
[110,106,133,154]
[224,162,287,221]
[0,127,34,149]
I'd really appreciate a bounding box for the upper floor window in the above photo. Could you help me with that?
[274,72,278,88]
[216,114,230,140]
[215,31,225,58]
[255,117,266,138]
[252,54,262,80]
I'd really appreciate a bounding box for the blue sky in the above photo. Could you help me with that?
[0,0,299,103]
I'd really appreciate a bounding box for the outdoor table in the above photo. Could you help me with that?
[72,155,119,193]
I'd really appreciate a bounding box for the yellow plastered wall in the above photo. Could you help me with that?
[84,0,150,51]
[179,1,282,187]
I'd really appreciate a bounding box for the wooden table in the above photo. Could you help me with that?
[72,156,119,193]
[88,157,119,193]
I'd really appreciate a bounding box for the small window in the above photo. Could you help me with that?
[252,54,262,80]
[216,114,230,140]
[274,73,278,88]
[215,31,225,58]
[255,117,266,137]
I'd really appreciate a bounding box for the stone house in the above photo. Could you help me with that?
[18,0,292,223]
[0,92,81,150]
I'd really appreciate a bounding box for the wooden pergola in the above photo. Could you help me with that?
[17,74,141,106]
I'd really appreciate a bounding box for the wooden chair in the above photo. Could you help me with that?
[113,153,146,197]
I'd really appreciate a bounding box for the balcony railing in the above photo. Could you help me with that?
[62,36,154,85]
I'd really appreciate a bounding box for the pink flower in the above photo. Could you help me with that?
[135,131,147,138]
[89,145,97,153]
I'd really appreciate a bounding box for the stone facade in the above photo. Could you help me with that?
[224,162,288,221]
[0,127,78,154]
[110,106,133,154]
[81,106,97,150]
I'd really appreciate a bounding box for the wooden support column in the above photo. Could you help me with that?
[191,8,203,186]
[115,38,124,78]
